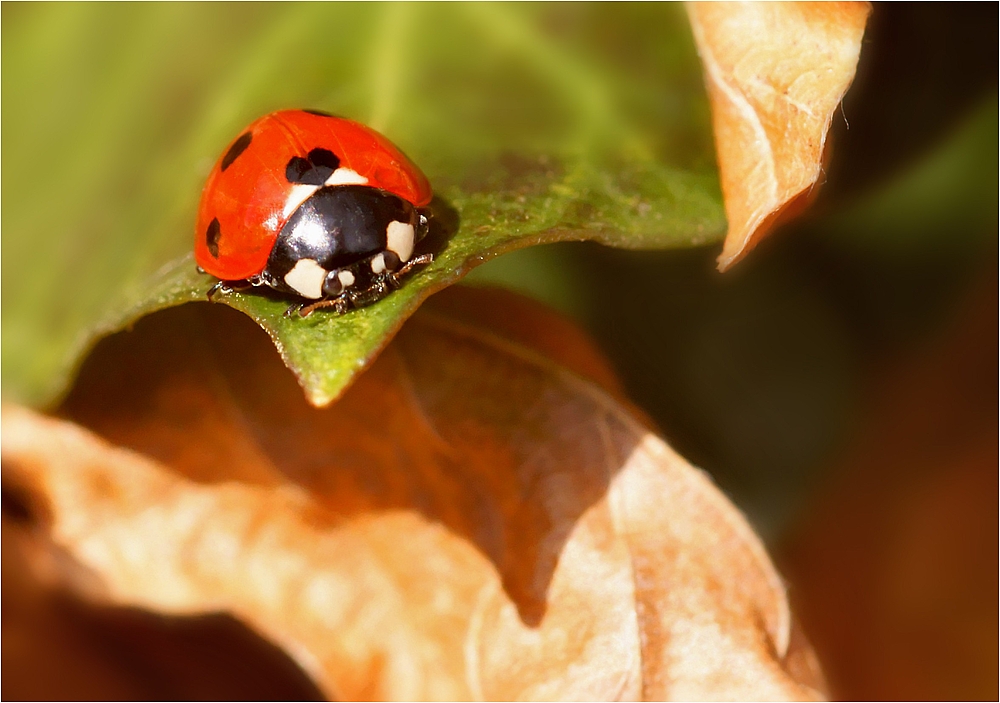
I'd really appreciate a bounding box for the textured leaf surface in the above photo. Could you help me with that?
[687,2,870,270]
[2,289,824,700]
[2,3,723,407]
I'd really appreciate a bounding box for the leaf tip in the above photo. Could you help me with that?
[691,1,871,272]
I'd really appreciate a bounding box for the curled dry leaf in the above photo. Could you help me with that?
[2,290,824,700]
[687,2,871,270]
[2,514,325,701]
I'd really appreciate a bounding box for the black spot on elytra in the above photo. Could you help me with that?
[285,147,341,185]
[307,147,339,170]
[221,131,253,172]
[206,218,221,257]
[302,109,337,118]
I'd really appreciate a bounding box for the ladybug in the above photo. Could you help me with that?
[194,109,434,316]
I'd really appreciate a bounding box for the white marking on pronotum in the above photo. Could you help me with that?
[284,259,327,299]
[385,220,415,262]
[337,270,355,288]
[282,183,320,218]
[325,168,369,187]
[370,253,387,274]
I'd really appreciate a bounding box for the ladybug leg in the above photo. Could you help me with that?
[345,276,393,308]
[282,301,304,318]
[283,254,435,318]
[376,252,434,294]
[207,280,246,301]
[347,252,435,308]
[292,295,351,318]
[206,281,226,300]
[390,252,434,282]
[207,276,262,302]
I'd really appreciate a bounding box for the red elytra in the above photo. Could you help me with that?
[194,110,433,282]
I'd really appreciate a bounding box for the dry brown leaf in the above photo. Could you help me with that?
[3,290,824,700]
[687,2,871,270]
[2,516,151,701]
[2,515,324,701]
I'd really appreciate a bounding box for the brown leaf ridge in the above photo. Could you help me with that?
[2,292,824,700]
[688,2,871,270]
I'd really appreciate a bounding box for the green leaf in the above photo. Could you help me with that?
[2,3,723,408]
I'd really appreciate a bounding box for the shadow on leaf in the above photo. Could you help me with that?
[58,288,636,627]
